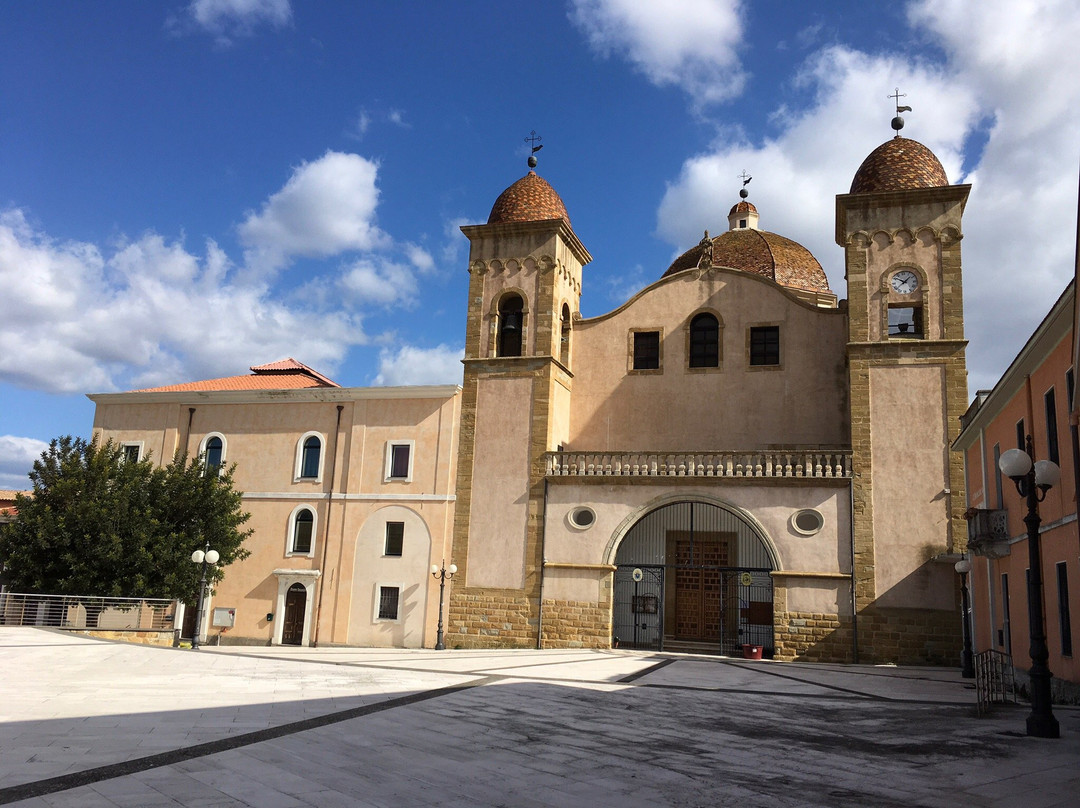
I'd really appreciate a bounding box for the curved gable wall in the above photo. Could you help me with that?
[568,270,849,449]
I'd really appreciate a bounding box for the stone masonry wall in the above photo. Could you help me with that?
[540,598,611,649]
[447,589,537,648]
[773,608,961,665]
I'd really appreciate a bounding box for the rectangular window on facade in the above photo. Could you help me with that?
[749,326,780,366]
[1016,419,1026,451]
[1045,387,1060,464]
[1001,573,1011,653]
[1068,369,1080,505]
[385,441,414,481]
[122,444,141,462]
[377,586,400,620]
[1058,562,1073,657]
[384,522,404,556]
[887,306,923,337]
[632,330,660,370]
[993,443,1003,509]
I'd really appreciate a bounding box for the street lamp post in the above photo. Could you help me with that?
[190,542,220,651]
[998,436,1060,739]
[430,560,457,651]
[954,556,975,678]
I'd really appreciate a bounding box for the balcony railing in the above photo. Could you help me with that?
[545,450,852,479]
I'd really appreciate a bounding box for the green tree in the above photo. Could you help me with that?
[0,436,251,606]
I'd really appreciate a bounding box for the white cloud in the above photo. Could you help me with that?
[570,0,746,105]
[0,210,368,394]
[239,151,387,273]
[179,0,291,45]
[655,0,1080,393]
[403,243,435,275]
[351,107,411,140]
[441,217,470,266]
[0,435,49,490]
[339,258,418,307]
[372,344,463,386]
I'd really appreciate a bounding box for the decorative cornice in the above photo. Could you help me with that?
[461,218,592,266]
[88,384,462,406]
[835,184,971,246]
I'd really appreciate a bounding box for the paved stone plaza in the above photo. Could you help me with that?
[1,628,1077,807]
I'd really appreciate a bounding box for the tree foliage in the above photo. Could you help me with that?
[0,436,251,603]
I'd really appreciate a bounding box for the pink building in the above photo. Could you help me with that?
[956,280,1079,702]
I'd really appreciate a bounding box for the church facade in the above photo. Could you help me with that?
[448,132,971,664]
[85,129,973,664]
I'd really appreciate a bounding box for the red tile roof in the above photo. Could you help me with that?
[850,136,948,194]
[664,228,831,293]
[488,171,571,227]
[134,359,340,392]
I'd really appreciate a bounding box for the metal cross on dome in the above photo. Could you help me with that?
[525,130,543,151]
[889,87,912,115]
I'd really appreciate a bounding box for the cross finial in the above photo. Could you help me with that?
[738,170,752,186]
[525,130,543,150]
[888,89,912,136]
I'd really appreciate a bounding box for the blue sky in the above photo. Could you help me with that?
[2,0,1079,488]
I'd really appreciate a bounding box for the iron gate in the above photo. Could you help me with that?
[613,565,664,650]
[613,564,774,656]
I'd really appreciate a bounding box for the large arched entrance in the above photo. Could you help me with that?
[612,500,776,656]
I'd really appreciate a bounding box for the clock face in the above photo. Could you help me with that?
[890,270,919,294]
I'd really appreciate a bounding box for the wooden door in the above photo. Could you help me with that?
[282,584,306,645]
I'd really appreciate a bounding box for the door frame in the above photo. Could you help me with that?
[272,569,321,646]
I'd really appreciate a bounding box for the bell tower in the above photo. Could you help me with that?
[449,152,591,647]
[837,107,971,664]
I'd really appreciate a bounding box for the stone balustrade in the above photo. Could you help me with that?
[545,449,852,479]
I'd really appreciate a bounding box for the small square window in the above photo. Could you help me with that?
[749,326,780,366]
[384,522,404,556]
[378,586,400,620]
[633,331,660,370]
[386,442,413,481]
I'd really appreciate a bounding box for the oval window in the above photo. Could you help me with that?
[792,509,824,536]
[569,507,595,529]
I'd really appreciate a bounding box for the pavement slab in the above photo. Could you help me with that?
[2,627,1079,807]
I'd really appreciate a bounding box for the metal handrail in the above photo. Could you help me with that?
[974,649,1018,715]
[546,449,852,479]
[0,592,176,630]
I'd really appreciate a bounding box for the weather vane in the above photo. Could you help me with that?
[738,169,752,199]
[525,130,544,168]
[889,88,912,136]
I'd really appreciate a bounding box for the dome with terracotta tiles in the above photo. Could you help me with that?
[850,136,948,194]
[663,213,831,295]
[488,171,570,227]
[728,200,757,217]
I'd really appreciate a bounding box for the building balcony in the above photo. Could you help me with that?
[544,449,852,480]
[964,508,1011,558]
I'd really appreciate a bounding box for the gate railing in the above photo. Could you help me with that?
[546,450,851,479]
[974,649,1017,715]
[0,592,177,630]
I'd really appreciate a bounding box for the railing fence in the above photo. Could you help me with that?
[975,649,1018,715]
[0,592,177,631]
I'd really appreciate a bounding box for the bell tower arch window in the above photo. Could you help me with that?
[497,293,525,357]
[560,303,571,366]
